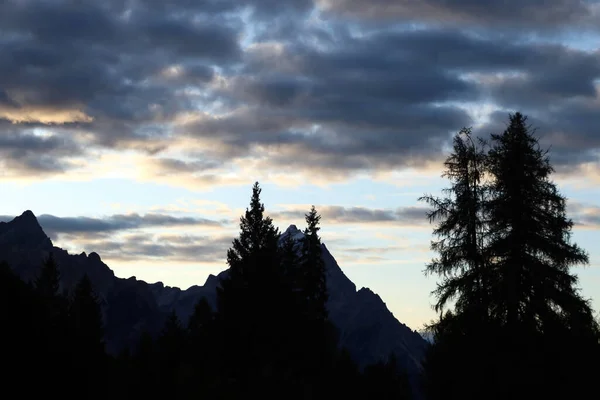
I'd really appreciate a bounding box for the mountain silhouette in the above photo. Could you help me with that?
[0,211,428,380]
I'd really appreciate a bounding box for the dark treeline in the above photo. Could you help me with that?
[1,112,599,399]
[0,184,410,399]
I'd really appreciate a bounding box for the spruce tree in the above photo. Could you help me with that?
[132,331,157,397]
[300,206,328,322]
[485,112,592,332]
[187,296,214,388]
[485,112,599,397]
[70,274,104,354]
[216,182,284,396]
[35,252,61,299]
[34,252,70,388]
[188,297,213,338]
[156,310,186,396]
[0,262,40,389]
[280,229,301,288]
[69,274,106,397]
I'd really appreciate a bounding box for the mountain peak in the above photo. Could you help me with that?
[286,224,299,232]
[281,224,304,244]
[21,209,36,218]
[16,210,39,225]
[0,210,52,251]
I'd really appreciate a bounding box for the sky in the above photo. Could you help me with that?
[1,0,599,331]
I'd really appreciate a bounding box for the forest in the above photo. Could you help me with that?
[1,112,599,399]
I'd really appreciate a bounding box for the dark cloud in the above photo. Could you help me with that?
[67,233,234,263]
[473,101,600,168]
[0,213,227,239]
[0,0,243,150]
[319,0,598,31]
[0,126,84,174]
[0,0,599,180]
[272,206,429,225]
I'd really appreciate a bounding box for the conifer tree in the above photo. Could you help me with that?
[70,274,105,355]
[280,229,301,287]
[0,262,40,387]
[300,206,328,322]
[421,113,600,399]
[485,112,593,332]
[69,274,106,397]
[156,310,186,396]
[419,128,488,321]
[419,128,491,400]
[34,253,70,375]
[187,297,214,387]
[35,252,61,299]
[188,297,213,338]
[216,182,285,395]
[484,112,599,397]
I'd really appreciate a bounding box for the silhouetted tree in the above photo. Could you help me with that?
[419,128,492,399]
[70,274,105,354]
[33,253,70,388]
[35,252,61,298]
[185,297,216,394]
[0,262,40,389]
[156,310,186,395]
[280,228,301,287]
[421,113,600,399]
[216,182,288,396]
[419,128,488,320]
[300,205,328,322]
[130,331,157,397]
[69,274,106,397]
[362,354,412,400]
[484,112,599,397]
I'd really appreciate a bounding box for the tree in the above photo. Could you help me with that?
[70,274,105,355]
[420,113,600,399]
[419,128,488,321]
[485,112,593,332]
[280,228,301,288]
[34,252,61,299]
[419,128,491,400]
[186,297,216,394]
[156,310,186,396]
[33,252,71,388]
[69,274,106,397]
[484,112,599,397]
[300,206,328,322]
[0,262,40,389]
[188,297,213,338]
[361,355,412,400]
[216,182,286,396]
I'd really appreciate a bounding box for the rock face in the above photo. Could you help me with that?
[0,212,428,378]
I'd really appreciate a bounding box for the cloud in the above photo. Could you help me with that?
[272,205,429,226]
[0,0,599,186]
[0,212,228,239]
[59,232,234,263]
[0,126,86,175]
[316,0,600,31]
[569,201,600,229]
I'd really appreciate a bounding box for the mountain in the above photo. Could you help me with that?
[0,211,428,379]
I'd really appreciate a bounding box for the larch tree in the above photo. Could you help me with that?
[419,128,489,322]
